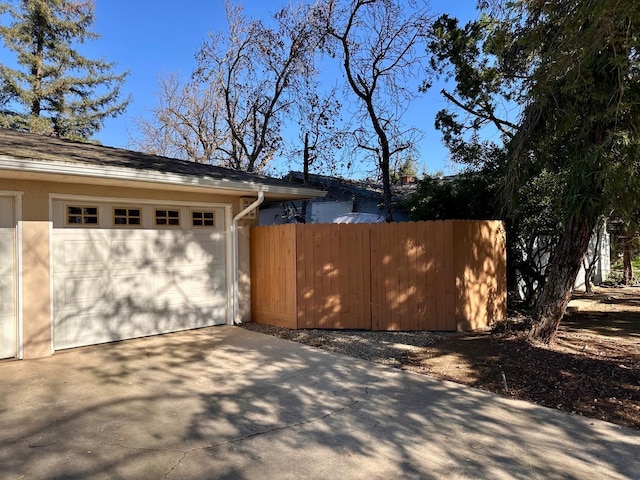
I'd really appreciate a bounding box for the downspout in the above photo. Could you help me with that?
[231,190,264,325]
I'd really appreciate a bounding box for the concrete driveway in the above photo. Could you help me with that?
[1,326,638,479]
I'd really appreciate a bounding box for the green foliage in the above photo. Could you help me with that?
[0,0,129,140]
[428,0,640,223]
[390,155,419,184]
[405,169,501,221]
[426,0,640,338]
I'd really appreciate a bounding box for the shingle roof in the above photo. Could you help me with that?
[0,128,324,198]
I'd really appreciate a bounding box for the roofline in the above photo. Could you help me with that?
[0,156,326,199]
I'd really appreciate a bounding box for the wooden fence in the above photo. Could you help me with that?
[250,221,506,331]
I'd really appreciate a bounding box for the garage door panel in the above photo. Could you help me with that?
[53,273,110,309]
[112,272,150,293]
[53,200,228,350]
[0,197,16,359]
[55,310,114,350]
[110,237,153,268]
[154,268,226,302]
[109,311,156,339]
[188,239,225,265]
[153,272,198,307]
[0,272,14,316]
[56,237,109,272]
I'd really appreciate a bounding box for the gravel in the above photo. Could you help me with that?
[241,322,456,368]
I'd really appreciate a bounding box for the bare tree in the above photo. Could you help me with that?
[194,1,322,172]
[130,73,227,163]
[132,1,321,172]
[319,0,429,221]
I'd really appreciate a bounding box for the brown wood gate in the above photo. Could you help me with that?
[250,221,506,331]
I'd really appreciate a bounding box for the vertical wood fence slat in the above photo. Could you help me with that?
[251,224,297,328]
[251,220,506,331]
[444,221,457,331]
[415,221,428,330]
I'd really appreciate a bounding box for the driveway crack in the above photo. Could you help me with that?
[106,387,369,479]
[202,386,370,451]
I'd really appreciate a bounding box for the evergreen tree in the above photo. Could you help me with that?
[427,0,640,343]
[0,0,129,140]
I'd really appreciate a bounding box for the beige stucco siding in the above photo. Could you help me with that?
[0,177,255,359]
[21,221,51,358]
[237,225,252,324]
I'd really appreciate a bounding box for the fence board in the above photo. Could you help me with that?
[397,221,410,330]
[251,224,297,328]
[251,220,505,332]
[415,221,428,330]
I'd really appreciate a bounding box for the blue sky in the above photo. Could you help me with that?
[3,0,480,177]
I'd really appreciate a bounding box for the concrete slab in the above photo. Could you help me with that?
[1,326,638,479]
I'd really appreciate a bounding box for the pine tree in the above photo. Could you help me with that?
[0,0,129,140]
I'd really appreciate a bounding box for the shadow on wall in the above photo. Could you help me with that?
[51,226,228,351]
[251,221,507,332]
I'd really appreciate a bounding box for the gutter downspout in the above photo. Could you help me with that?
[231,190,264,325]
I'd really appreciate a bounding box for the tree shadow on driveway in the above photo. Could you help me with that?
[1,326,638,479]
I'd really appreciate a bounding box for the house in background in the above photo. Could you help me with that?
[258,171,417,225]
[515,227,611,299]
[0,128,324,360]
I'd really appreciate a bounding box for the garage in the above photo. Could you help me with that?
[0,194,17,359]
[51,198,228,350]
[0,127,325,358]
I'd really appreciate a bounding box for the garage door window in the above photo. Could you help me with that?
[66,205,99,225]
[192,210,215,227]
[155,209,180,226]
[113,207,141,226]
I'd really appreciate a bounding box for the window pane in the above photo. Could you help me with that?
[84,207,97,215]
[68,206,82,215]
[114,217,127,225]
[156,218,167,225]
[114,208,126,216]
[129,217,141,225]
[204,212,214,219]
[169,218,179,225]
[168,210,179,218]
[129,209,140,217]
[85,216,98,224]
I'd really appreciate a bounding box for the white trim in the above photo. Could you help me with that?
[49,193,230,209]
[48,195,55,354]
[225,206,234,326]
[0,191,23,359]
[0,156,325,199]
[15,193,23,360]
[231,191,264,325]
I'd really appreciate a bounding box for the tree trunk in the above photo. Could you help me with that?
[529,215,597,344]
[300,132,311,223]
[623,237,633,285]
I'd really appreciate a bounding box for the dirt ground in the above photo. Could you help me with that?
[244,286,640,430]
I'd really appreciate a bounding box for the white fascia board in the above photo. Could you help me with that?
[0,156,326,199]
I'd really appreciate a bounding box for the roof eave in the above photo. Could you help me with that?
[0,156,326,200]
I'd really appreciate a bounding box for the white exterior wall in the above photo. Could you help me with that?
[517,227,611,299]
[575,228,611,291]
[310,201,353,224]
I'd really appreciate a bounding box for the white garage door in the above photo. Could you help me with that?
[0,195,17,359]
[52,199,228,350]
